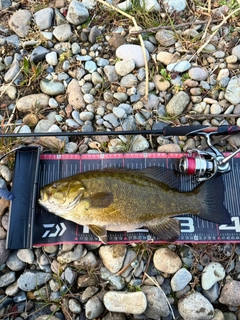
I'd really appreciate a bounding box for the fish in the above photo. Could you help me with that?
[38,167,231,243]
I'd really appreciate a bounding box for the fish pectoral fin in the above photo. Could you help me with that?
[84,192,113,208]
[147,217,180,242]
[88,225,107,244]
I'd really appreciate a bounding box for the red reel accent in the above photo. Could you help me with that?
[185,157,196,175]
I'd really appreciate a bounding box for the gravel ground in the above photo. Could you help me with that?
[1,0,240,319]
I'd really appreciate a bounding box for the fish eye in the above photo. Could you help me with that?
[52,183,58,188]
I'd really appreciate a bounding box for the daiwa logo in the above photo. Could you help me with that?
[42,223,67,238]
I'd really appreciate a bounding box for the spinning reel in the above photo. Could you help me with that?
[179,132,240,181]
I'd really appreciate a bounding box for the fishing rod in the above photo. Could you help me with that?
[0,124,240,138]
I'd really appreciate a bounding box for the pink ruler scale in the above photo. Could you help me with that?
[33,152,240,246]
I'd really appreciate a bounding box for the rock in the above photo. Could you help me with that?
[201,262,225,290]
[140,0,160,11]
[120,74,138,88]
[85,60,97,73]
[30,46,50,63]
[0,165,12,182]
[82,286,99,303]
[153,248,182,274]
[104,291,147,314]
[203,282,219,303]
[103,113,119,127]
[40,80,65,96]
[108,33,126,48]
[156,30,177,47]
[157,51,180,65]
[0,0,11,9]
[171,268,192,291]
[57,245,84,264]
[89,26,101,43]
[34,119,55,132]
[104,65,118,82]
[115,59,135,76]
[166,91,190,116]
[119,249,136,277]
[130,135,149,152]
[99,244,126,273]
[65,142,78,153]
[142,285,170,318]
[45,52,58,66]
[53,23,73,41]
[67,79,86,109]
[232,45,240,60]
[219,280,240,306]
[178,292,214,320]
[167,61,191,73]
[153,75,170,91]
[8,10,32,37]
[225,76,240,105]
[188,67,209,81]
[34,8,54,30]
[16,93,50,113]
[100,267,125,290]
[0,272,16,287]
[73,251,99,269]
[4,62,20,82]
[113,107,126,119]
[85,295,105,319]
[17,270,51,291]
[17,249,35,264]
[6,251,25,271]
[69,298,82,313]
[66,0,89,25]
[116,44,150,68]
[162,0,187,12]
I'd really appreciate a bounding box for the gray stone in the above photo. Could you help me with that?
[85,295,105,319]
[130,134,149,151]
[53,24,73,42]
[171,268,192,291]
[89,26,101,43]
[201,262,225,290]
[17,270,51,292]
[142,285,169,319]
[40,80,65,96]
[82,286,99,303]
[30,46,50,63]
[64,267,77,285]
[34,8,53,30]
[4,62,20,82]
[34,119,54,132]
[57,244,84,264]
[225,76,240,105]
[104,291,147,314]
[6,251,25,271]
[116,44,150,68]
[202,282,219,303]
[69,298,82,314]
[140,0,160,11]
[219,280,240,306]
[0,272,16,287]
[8,10,32,37]
[73,251,98,269]
[167,60,191,73]
[115,59,135,76]
[178,292,214,320]
[65,142,78,153]
[113,106,126,119]
[85,60,97,73]
[66,0,89,25]
[153,248,182,274]
[92,71,103,85]
[99,245,126,273]
[162,0,187,12]
[166,91,190,116]
[104,65,118,82]
[120,249,136,277]
[156,29,177,47]
[100,267,125,290]
[66,119,81,128]
[103,113,119,127]
[188,67,209,81]
[83,94,95,104]
[45,51,58,66]
[232,45,240,60]
[120,74,138,88]
[0,0,11,9]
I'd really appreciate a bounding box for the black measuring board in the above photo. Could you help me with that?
[31,152,240,247]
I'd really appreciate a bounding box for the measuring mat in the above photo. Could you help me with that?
[7,148,240,248]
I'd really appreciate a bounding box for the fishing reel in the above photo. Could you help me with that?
[179,132,240,181]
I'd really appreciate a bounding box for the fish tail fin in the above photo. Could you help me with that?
[196,175,231,224]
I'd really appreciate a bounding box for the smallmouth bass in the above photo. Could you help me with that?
[38,167,231,243]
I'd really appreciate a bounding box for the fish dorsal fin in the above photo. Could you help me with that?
[141,167,200,192]
[141,167,180,190]
[88,225,107,244]
[147,217,180,242]
[84,192,114,209]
